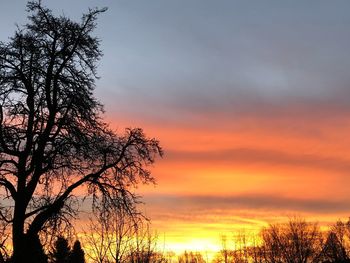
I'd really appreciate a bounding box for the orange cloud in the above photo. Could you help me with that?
[103,106,350,253]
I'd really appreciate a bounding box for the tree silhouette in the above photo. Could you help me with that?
[51,237,70,263]
[258,217,322,263]
[0,1,162,262]
[84,206,162,263]
[68,240,85,263]
[178,251,206,263]
[25,234,48,263]
[317,219,350,263]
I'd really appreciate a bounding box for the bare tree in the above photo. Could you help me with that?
[213,218,325,263]
[85,216,112,263]
[317,219,350,262]
[85,206,164,263]
[178,251,206,263]
[0,1,162,262]
[0,218,10,263]
[85,207,136,263]
[110,208,138,263]
[128,221,160,263]
[260,217,322,263]
[218,235,230,263]
[214,232,254,263]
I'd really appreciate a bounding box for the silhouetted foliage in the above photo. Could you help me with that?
[317,219,350,263]
[320,232,349,262]
[0,1,162,262]
[68,240,85,263]
[23,234,48,263]
[51,237,70,263]
[50,237,85,263]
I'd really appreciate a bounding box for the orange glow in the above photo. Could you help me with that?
[99,110,350,255]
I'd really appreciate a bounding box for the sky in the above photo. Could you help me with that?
[1,0,350,254]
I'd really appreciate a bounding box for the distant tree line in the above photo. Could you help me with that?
[0,235,84,263]
[212,217,350,263]
[1,216,350,262]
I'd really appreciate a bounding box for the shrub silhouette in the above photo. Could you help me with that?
[68,240,85,263]
[51,237,70,263]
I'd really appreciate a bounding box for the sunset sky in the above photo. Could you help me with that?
[2,0,350,254]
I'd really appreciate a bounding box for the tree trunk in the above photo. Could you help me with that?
[11,168,29,263]
[11,202,26,263]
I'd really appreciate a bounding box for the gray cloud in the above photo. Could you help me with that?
[165,148,350,174]
[144,193,350,215]
[96,0,350,119]
[2,1,350,121]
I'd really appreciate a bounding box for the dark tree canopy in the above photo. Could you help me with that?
[68,240,85,263]
[52,237,70,263]
[50,238,85,263]
[25,234,48,263]
[0,1,162,262]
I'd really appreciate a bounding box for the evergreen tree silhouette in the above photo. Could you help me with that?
[68,240,85,263]
[52,237,70,263]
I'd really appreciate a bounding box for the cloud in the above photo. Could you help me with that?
[165,148,350,174]
[144,193,350,215]
[95,0,350,123]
